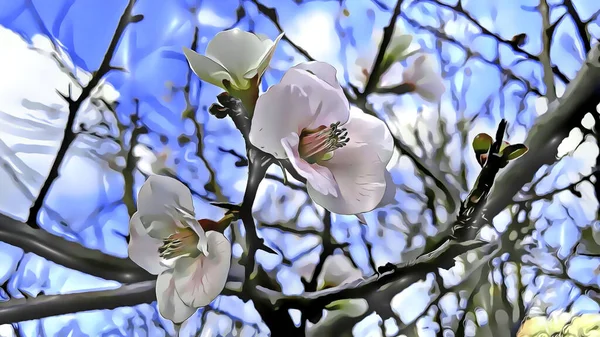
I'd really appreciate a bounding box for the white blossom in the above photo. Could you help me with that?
[128,175,231,324]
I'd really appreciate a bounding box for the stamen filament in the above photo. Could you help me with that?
[298,122,350,163]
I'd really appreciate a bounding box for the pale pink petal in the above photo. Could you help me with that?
[173,231,232,308]
[156,270,197,324]
[355,213,367,224]
[403,55,445,103]
[309,109,394,214]
[136,175,195,238]
[292,61,339,89]
[250,83,314,159]
[377,170,397,207]
[279,63,350,128]
[281,133,339,197]
[128,213,170,275]
[317,255,363,290]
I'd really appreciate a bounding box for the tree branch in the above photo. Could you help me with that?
[428,0,569,83]
[26,0,142,227]
[538,0,556,101]
[0,281,157,324]
[564,0,591,53]
[360,0,404,98]
[485,44,600,219]
[266,240,493,312]
[0,213,152,283]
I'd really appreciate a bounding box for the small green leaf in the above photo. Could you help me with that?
[499,141,510,153]
[503,144,528,160]
[472,133,493,153]
[473,133,493,166]
[378,34,415,76]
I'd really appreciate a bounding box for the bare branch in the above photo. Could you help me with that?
[27,0,142,227]
[485,44,600,219]
[0,281,157,324]
[0,213,152,283]
[538,0,556,101]
[266,240,493,312]
[564,0,591,53]
[360,0,405,98]
[427,0,569,83]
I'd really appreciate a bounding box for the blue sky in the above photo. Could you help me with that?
[0,0,600,336]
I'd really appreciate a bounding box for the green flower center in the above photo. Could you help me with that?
[298,122,349,164]
[158,227,200,260]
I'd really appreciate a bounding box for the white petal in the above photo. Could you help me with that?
[173,231,232,308]
[128,213,169,275]
[164,204,209,255]
[255,33,284,80]
[205,29,273,87]
[377,170,397,207]
[249,82,314,158]
[183,47,232,89]
[283,63,349,128]
[317,255,363,290]
[309,109,393,214]
[156,270,197,324]
[281,133,338,197]
[136,175,196,237]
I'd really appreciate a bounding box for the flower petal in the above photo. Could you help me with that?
[377,170,397,208]
[254,33,284,80]
[136,175,196,237]
[128,213,170,275]
[281,133,338,197]
[250,62,350,159]
[182,47,232,89]
[173,231,232,308]
[156,270,197,324]
[250,82,314,158]
[205,29,273,87]
[309,109,393,214]
[283,63,350,128]
[317,254,363,290]
[403,55,445,102]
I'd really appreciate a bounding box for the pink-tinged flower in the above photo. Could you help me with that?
[401,55,445,103]
[249,61,394,215]
[128,175,231,324]
[317,254,363,290]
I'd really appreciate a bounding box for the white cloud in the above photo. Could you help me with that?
[289,10,339,61]
[197,8,234,28]
[0,25,119,219]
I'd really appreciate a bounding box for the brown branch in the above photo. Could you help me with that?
[538,0,556,101]
[0,212,152,283]
[485,44,600,219]
[0,281,157,324]
[564,0,591,53]
[267,240,493,312]
[360,0,405,98]
[426,0,570,83]
[27,0,141,227]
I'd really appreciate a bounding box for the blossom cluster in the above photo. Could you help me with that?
[128,27,447,325]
